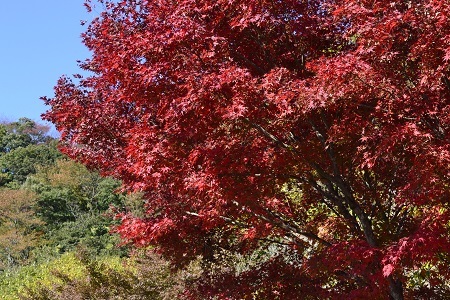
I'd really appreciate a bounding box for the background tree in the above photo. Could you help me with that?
[43,0,450,299]
[0,118,60,187]
[28,159,123,223]
[27,159,127,257]
[0,189,42,269]
[0,144,61,187]
[0,118,51,153]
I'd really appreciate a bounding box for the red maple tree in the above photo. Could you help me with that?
[43,0,450,299]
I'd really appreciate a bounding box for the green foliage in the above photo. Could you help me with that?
[27,159,124,225]
[0,144,61,186]
[0,252,89,300]
[20,250,190,300]
[0,118,60,187]
[0,119,169,299]
[122,192,147,219]
[0,118,52,154]
[0,189,43,269]
[33,213,126,259]
[23,159,129,260]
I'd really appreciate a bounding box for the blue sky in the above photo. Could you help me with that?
[0,1,97,131]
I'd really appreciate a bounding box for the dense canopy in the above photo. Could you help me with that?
[44,0,450,299]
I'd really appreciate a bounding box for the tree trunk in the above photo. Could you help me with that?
[388,276,404,300]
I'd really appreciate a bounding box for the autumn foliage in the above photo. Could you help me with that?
[43,0,450,299]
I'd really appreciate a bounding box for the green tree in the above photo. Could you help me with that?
[0,118,60,187]
[27,159,127,258]
[0,118,51,153]
[0,189,43,269]
[0,144,61,187]
[28,159,123,224]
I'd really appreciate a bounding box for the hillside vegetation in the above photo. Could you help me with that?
[0,118,189,299]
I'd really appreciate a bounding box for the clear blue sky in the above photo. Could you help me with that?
[0,1,97,130]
